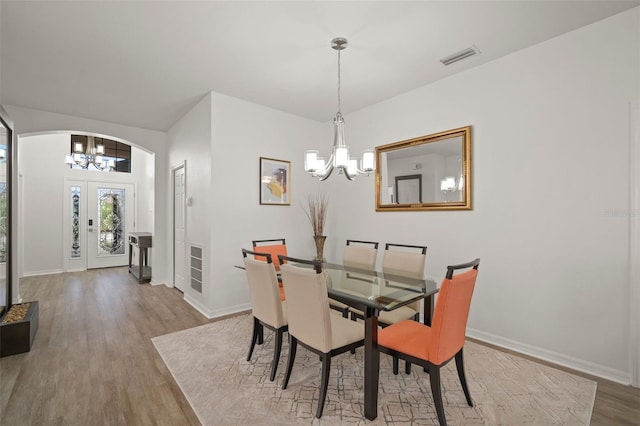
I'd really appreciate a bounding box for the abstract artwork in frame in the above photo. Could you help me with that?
[260,157,290,205]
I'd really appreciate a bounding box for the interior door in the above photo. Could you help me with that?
[173,164,186,291]
[87,182,135,269]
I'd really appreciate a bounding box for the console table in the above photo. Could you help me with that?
[128,232,152,283]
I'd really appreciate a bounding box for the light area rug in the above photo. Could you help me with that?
[152,314,596,425]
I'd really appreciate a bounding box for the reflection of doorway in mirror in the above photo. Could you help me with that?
[395,174,422,204]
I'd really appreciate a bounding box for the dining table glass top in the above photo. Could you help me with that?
[301,262,439,312]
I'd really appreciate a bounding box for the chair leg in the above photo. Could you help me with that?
[270,328,284,382]
[455,348,474,406]
[247,317,260,361]
[429,367,447,426]
[405,361,412,375]
[392,356,399,375]
[257,323,264,345]
[282,335,297,389]
[341,308,349,318]
[316,354,331,418]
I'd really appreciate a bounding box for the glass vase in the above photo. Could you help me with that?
[314,235,326,261]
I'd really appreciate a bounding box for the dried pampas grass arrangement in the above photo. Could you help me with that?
[303,193,329,237]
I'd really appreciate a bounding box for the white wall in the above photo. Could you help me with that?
[3,106,169,285]
[333,8,640,382]
[18,133,154,275]
[208,92,326,316]
[166,91,326,318]
[166,94,212,313]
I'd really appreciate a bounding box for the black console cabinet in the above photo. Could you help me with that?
[128,232,152,283]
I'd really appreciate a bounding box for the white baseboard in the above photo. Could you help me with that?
[467,328,631,385]
[206,303,252,320]
[182,294,250,320]
[183,294,210,318]
[22,269,64,277]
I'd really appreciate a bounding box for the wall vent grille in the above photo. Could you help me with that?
[190,245,203,293]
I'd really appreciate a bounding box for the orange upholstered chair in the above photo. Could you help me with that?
[252,238,288,271]
[378,258,480,426]
[242,249,288,381]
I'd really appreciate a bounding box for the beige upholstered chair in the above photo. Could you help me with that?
[278,255,364,419]
[329,240,379,317]
[350,243,427,325]
[377,243,427,323]
[242,249,288,382]
[343,239,379,270]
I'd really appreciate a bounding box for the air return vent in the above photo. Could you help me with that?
[190,245,203,293]
[440,46,480,66]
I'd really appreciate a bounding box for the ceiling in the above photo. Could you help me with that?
[1,1,638,132]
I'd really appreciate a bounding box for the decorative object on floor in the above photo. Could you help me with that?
[152,314,597,425]
[302,192,328,260]
[304,37,375,181]
[1,301,39,357]
[260,157,290,205]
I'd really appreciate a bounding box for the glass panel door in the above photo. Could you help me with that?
[87,182,134,269]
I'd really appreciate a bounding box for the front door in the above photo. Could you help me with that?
[87,182,135,269]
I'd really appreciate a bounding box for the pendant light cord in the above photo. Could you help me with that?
[337,48,341,114]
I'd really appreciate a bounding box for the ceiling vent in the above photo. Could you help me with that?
[440,46,480,66]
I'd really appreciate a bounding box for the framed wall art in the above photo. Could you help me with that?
[260,157,290,205]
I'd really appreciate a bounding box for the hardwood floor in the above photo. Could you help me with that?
[1,268,210,425]
[2,267,639,425]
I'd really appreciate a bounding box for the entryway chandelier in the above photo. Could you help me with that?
[65,135,115,171]
[304,37,375,181]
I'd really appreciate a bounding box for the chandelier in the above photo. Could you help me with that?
[304,37,375,181]
[65,136,115,171]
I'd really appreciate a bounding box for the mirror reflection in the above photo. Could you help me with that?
[0,119,7,316]
[376,126,472,211]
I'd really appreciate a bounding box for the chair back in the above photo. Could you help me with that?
[382,243,427,279]
[343,240,379,270]
[252,238,287,271]
[242,249,286,328]
[429,259,480,365]
[279,256,333,353]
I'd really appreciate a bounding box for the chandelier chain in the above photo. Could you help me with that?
[337,48,341,114]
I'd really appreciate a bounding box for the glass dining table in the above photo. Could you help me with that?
[319,262,439,420]
[236,260,439,420]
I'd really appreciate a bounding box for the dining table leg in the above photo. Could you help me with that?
[423,294,435,326]
[363,306,379,420]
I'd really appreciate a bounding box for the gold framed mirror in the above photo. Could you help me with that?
[375,126,472,211]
